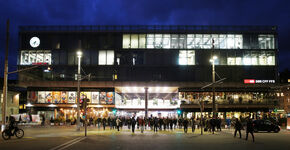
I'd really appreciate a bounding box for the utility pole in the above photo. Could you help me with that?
[144,87,148,119]
[1,19,9,131]
[212,39,216,119]
[76,51,82,131]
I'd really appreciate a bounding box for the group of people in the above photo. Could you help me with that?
[233,117,255,142]
[85,116,201,133]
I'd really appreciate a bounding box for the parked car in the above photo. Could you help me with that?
[253,120,280,133]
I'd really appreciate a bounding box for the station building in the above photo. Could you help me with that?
[17,25,282,121]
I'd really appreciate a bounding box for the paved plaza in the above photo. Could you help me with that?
[0,126,289,150]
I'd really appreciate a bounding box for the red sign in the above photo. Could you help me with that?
[32,62,48,65]
[244,79,255,84]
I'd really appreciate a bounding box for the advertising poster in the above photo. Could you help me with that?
[80,92,91,103]
[27,91,37,103]
[99,92,107,104]
[68,92,76,103]
[106,92,114,104]
[45,91,52,103]
[91,92,99,104]
[61,91,67,103]
[38,91,46,103]
[52,91,61,103]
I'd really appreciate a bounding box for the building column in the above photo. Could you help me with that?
[144,87,148,119]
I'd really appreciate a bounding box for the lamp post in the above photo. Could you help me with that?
[210,56,217,119]
[76,51,82,131]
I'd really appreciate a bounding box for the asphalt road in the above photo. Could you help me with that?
[0,127,289,150]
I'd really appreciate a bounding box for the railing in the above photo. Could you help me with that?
[19,25,277,32]
[181,99,280,106]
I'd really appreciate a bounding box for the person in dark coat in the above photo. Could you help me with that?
[246,118,255,142]
[210,118,216,134]
[234,118,242,138]
[216,117,222,131]
[191,117,195,133]
[154,117,159,132]
[131,117,136,133]
[183,118,189,133]
[102,118,107,130]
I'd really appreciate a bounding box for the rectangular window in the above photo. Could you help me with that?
[266,51,275,65]
[154,34,162,48]
[21,51,29,65]
[258,35,275,49]
[212,34,219,49]
[235,35,243,49]
[179,34,186,49]
[226,35,235,49]
[227,57,235,65]
[20,50,51,65]
[146,34,154,48]
[187,34,194,49]
[251,51,258,65]
[171,34,179,49]
[131,34,139,48]
[139,34,146,48]
[98,50,114,65]
[202,34,211,49]
[219,35,227,49]
[122,34,130,49]
[179,50,195,65]
[163,34,171,49]
[195,34,203,49]
[243,51,251,65]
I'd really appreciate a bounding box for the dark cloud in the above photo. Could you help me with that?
[0,0,289,79]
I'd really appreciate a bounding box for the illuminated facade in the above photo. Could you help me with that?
[18,25,281,120]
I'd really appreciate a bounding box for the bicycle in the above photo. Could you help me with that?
[2,124,24,140]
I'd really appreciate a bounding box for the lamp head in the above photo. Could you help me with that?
[77,51,82,57]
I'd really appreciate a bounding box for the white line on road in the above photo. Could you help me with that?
[49,137,85,150]
[58,137,86,150]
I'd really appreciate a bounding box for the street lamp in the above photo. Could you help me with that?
[76,50,82,131]
[210,56,217,119]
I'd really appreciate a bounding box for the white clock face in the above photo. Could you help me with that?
[30,37,40,48]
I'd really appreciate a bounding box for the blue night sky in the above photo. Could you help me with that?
[0,0,289,79]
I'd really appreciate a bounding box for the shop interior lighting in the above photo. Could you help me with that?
[48,104,56,107]
[26,103,33,107]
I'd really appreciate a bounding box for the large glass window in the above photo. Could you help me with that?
[154,34,162,48]
[20,50,51,65]
[146,34,154,48]
[171,34,179,49]
[243,51,251,65]
[195,34,203,49]
[258,35,275,49]
[122,34,130,49]
[266,51,275,65]
[219,34,227,49]
[187,34,194,49]
[131,34,139,48]
[226,35,235,49]
[139,34,146,48]
[98,50,114,65]
[163,34,171,49]
[251,51,258,65]
[179,34,186,49]
[178,50,195,65]
[202,34,211,49]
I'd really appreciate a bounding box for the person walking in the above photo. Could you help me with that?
[131,117,136,133]
[116,117,121,131]
[183,118,189,133]
[210,118,216,134]
[102,117,107,130]
[191,117,195,133]
[216,117,222,131]
[234,118,242,138]
[139,117,145,133]
[245,118,255,142]
[154,117,159,133]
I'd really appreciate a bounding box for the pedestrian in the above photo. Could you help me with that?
[154,117,159,132]
[234,118,242,138]
[139,117,145,133]
[169,118,173,130]
[210,118,216,134]
[191,117,195,132]
[116,117,121,131]
[216,117,222,131]
[102,117,107,130]
[245,118,255,142]
[131,117,136,133]
[183,118,189,133]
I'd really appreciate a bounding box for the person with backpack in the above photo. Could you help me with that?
[246,118,255,142]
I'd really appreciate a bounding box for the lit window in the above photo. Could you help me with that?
[163,34,171,49]
[131,34,139,48]
[139,34,146,48]
[179,34,186,49]
[259,51,267,65]
[202,34,211,49]
[227,35,235,49]
[171,34,179,49]
[98,50,114,65]
[195,34,203,49]
[236,57,242,65]
[251,52,258,65]
[187,34,194,49]
[212,34,219,49]
[179,50,195,65]
[266,51,275,65]
[258,35,275,49]
[122,34,130,49]
[154,34,162,48]
[146,34,154,48]
[219,35,227,49]
[227,57,235,65]
[20,50,51,65]
[235,35,243,49]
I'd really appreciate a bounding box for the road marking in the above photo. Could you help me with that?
[58,137,86,150]
[49,137,85,150]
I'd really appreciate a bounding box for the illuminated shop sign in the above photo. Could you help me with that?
[244,79,275,84]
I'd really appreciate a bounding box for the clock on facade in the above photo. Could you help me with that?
[30,37,40,48]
